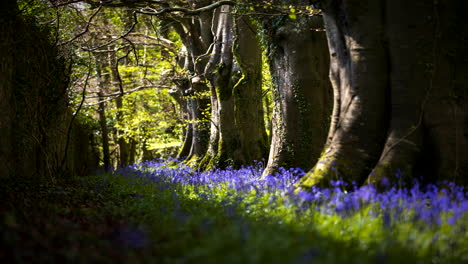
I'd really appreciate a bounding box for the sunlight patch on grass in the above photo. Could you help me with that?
[91,160,468,263]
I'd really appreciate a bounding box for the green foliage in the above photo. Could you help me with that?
[54,5,185,165]
[73,171,466,264]
[114,88,183,149]
[2,164,466,263]
[262,52,273,139]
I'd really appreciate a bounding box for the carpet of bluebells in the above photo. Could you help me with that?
[97,159,468,263]
[3,160,466,263]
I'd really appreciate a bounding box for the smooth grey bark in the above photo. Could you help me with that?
[298,0,468,189]
[368,0,432,186]
[185,94,210,163]
[415,0,468,186]
[298,0,388,186]
[261,14,332,177]
[200,5,238,169]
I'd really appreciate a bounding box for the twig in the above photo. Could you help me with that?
[81,11,139,51]
[60,50,92,171]
[84,85,171,106]
[58,5,102,46]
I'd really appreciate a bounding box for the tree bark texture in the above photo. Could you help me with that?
[168,1,214,164]
[297,0,468,189]
[199,6,267,170]
[261,13,332,177]
[232,14,268,166]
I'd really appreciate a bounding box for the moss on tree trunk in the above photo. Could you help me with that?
[260,14,332,177]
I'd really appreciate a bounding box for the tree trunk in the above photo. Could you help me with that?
[170,81,193,159]
[298,0,468,189]
[201,5,240,169]
[111,11,133,167]
[167,2,214,165]
[95,55,111,172]
[128,138,137,164]
[185,95,210,164]
[261,13,332,177]
[199,6,268,169]
[233,15,269,166]
[198,81,220,169]
[178,124,193,159]
[109,47,130,167]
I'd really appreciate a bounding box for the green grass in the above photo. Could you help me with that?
[1,171,467,263]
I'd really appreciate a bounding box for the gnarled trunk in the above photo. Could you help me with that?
[199,6,267,169]
[167,2,214,165]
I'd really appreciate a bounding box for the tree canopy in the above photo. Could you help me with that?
[2,0,467,188]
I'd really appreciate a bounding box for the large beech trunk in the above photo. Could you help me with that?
[261,13,332,177]
[298,0,468,189]
[233,14,268,166]
[167,1,214,165]
[170,2,267,169]
[199,6,267,170]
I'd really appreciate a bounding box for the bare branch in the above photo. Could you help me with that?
[136,1,236,16]
[58,5,102,46]
[81,0,235,13]
[82,11,139,51]
[49,0,84,8]
[84,85,171,106]
[60,49,92,170]
[114,48,132,95]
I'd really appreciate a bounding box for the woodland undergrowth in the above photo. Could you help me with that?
[1,159,467,263]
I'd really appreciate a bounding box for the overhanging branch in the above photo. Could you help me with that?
[135,1,236,16]
[58,5,102,46]
[84,84,172,106]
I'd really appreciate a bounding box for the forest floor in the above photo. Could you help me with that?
[1,161,467,263]
[0,177,135,263]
